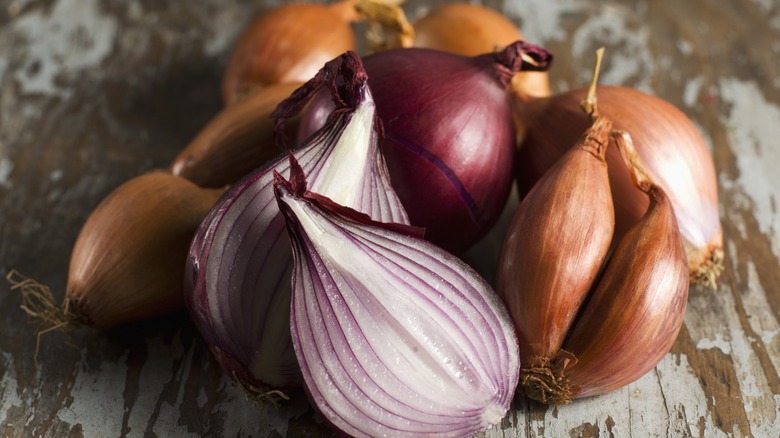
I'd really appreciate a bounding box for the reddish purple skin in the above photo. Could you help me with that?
[365,49,518,253]
[299,47,543,253]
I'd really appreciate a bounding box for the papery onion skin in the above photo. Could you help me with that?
[274,167,519,437]
[563,184,688,400]
[519,132,689,405]
[170,82,302,188]
[299,42,553,253]
[517,86,722,286]
[497,117,614,363]
[68,172,223,328]
[185,52,409,391]
[221,2,357,105]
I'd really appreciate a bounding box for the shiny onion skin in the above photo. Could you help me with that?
[274,165,519,437]
[497,117,614,365]
[67,172,223,328]
[184,52,408,392]
[357,1,550,141]
[299,41,553,253]
[412,3,550,100]
[519,132,689,404]
[517,86,723,287]
[221,1,357,105]
[170,82,302,188]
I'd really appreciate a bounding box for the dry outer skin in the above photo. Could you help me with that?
[1,0,779,436]
[497,117,614,362]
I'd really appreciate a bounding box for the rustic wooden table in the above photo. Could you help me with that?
[1,0,779,436]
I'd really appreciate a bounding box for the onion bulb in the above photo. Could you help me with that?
[506,131,688,404]
[275,159,519,437]
[221,1,359,105]
[10,172,223,331]
[357,1,550,100]
[299,41,553,253]
[171,82,303,188]
[498,116,614,367]
[184,52,408,393]
[517,86,723,287]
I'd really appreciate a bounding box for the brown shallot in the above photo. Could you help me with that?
[11,172,223,329]
[222,1,359,105]
[170,82,302,188]
[517,83,722,287]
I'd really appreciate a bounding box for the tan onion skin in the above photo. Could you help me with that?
[170,82,302,188]
[412,3,550,101]
[517,86,722,286]
[561,183,688,400]
[221,2,357,105]
[67,172,223,328]
[497,117,614,363]
[515,132,689,405]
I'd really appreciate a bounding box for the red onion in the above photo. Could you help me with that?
[184,52,408,392]
[517,86,722,287]
[274,160,519,437]
[299,41,553,253]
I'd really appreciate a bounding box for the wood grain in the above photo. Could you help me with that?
[1,0,779,436]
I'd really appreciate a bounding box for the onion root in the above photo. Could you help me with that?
[520,350,578,406]
[6,269,84,366]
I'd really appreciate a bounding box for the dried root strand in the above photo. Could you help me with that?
[691,247,725,289]
[5,269,85,367]
[520,350,578,406]
[231,371,291,408]
[356,0,414,51]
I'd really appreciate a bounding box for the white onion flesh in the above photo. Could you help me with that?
[275,174,519,437]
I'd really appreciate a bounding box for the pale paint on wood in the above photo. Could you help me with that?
[1,0,779,436]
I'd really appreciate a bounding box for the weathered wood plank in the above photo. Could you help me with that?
[1,0,778,436]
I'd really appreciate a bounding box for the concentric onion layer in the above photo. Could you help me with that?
[185,64,408,388]
[276,182,519,437]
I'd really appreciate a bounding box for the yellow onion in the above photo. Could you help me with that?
[221,1,358,105]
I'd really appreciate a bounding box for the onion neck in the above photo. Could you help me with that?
[328,0,361,24]
[488,41,554,88]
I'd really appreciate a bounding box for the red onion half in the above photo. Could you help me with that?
[299,41,553,253]
[274,161,519,437]
[184,52,408,392]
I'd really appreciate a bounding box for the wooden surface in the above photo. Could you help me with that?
[1,0,779,436]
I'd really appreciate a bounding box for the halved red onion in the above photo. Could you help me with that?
[299,41,553,253]
[274,164,519,437]
[184,52,408,392]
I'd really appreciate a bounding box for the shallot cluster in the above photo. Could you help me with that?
[9,2,725,437]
